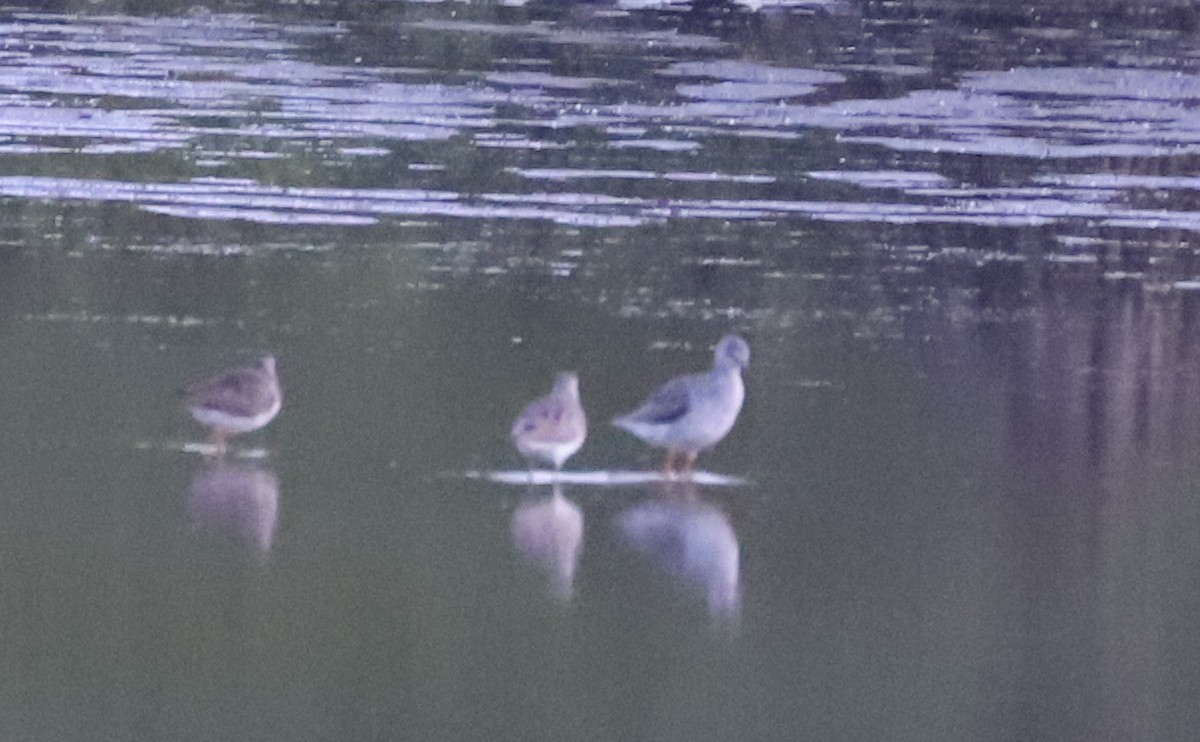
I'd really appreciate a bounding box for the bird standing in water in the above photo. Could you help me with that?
[183,354,282,457]
[613,335,749,477]
[511,372,587,476]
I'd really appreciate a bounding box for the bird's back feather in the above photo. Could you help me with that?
[615,375,693,427]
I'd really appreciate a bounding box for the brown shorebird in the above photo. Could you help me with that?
[511,372,587,475]
[183,354,282,456]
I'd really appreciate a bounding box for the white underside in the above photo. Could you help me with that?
[517,438,584,469]
[192,398,281,435]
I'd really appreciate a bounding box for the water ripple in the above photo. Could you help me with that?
[0,8,1195,261]
[4,173,1198,232]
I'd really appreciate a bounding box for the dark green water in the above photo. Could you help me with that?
[0,2,1199,740]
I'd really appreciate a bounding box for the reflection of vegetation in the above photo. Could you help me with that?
[37,0,242,13]
[39,0,374,15]
[924,0,1198,29]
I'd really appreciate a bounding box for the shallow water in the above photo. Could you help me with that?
[2,1,1200,740]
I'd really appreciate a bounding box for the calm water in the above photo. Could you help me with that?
[2,1,1200,740]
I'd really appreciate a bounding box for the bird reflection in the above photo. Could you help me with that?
[510,483,584,601]
[187,463,280,553]
[617,483,740,620]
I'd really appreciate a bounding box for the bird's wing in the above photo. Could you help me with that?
[512,396,584,442]
[623,376,692,425]
[185,368,276,417]
[512,396,555,433]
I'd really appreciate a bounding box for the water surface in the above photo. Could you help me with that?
[1,1,1199,740]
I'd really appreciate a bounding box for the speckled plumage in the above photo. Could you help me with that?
[511,372,587,471]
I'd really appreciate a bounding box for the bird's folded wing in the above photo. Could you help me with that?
[624,377,691,425]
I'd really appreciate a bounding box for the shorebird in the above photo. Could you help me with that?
[183,354,282,456]
[511,372,587,474]
[613,335,749,477]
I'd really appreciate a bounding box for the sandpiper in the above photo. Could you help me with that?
[183,354,282,456]
[511,372,587,473]
[613,335,749,477]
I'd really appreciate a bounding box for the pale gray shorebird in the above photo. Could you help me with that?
[511,372,587,475]
[613,335,749,477]
[183,354,282,457]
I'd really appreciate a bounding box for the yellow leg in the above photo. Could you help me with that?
[663,449,678,478]
[682,451,698,479]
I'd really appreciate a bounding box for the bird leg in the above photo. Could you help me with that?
[208,428,228,459]
[682,451,698,478]
[663,448,678,478]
